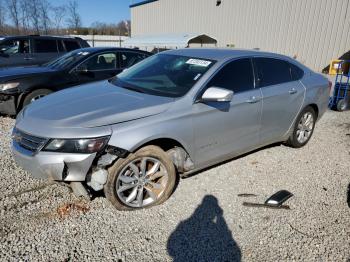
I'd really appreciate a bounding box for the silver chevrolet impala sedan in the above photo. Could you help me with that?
[12,49,330,210]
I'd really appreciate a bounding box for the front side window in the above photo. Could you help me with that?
[112,54,215,97]
[79,53,117,71]
[34,39,58,53]
[0,38,30,54]
[206,58,254,93]
[119,51,149,68]
[254,58,292,87]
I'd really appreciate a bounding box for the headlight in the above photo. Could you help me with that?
[43,136,110,154]
[0,82,19,92]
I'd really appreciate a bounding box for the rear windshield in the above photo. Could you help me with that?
[112,54,215,98]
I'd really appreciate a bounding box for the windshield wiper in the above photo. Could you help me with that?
[120,85,146,94]
[132,78,164,84]
[112,77,146,94]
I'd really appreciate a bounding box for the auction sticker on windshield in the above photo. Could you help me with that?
[186,59,212,67]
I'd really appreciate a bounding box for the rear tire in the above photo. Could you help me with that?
[286,106,316,148]
[23,89,52,107]
[104,145,176,211]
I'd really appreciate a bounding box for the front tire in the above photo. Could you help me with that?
[104,145,176,211]
[287,106,316,148]
[23,89,52,107]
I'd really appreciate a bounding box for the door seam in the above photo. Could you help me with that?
[257,87,264,144]
[282,80,306,137]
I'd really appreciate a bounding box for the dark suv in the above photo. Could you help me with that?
[0,35,89,68]
[0,47,151,115]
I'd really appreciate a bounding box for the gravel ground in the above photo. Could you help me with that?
[0,110,349,261]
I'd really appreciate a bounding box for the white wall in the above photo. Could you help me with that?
[72,35,130,47]
[131,0,350,71]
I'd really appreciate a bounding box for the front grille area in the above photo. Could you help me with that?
[12,128,48,153]
[0,94,11,102]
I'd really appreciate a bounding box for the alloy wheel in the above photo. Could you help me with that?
[296,112,314,143]
[115,157,169,208]
[30,94,46,102]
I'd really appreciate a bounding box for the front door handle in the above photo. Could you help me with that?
[289,88,297,94]
[246,96,261,104]
[24,57,34,60]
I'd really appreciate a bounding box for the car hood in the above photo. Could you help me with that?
[0,66,57,81]
[18,80,174,132]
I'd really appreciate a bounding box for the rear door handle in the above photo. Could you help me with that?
[289,88,297,94]
[24,57,34,60]
[246,96,261,104]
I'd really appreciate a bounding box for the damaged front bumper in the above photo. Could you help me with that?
[12,140,96,181]
[0,94,17,115]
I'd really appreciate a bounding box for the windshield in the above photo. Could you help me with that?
[112,54,215,97]
[44,50,91,69]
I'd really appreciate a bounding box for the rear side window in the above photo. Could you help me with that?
[290,63,304,80]
[254,58,292,87]
[119,51,149,68]
[78,53,117,71]
[64,40,80,51]
[206,58,254,93]
[34,39,58,53]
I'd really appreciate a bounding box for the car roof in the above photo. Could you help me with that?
[1,35,82,40]
[162,48,292,62]
[76,47,151,54]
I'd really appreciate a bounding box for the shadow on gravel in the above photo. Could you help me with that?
[0,114,15,119]
[167,195,241,262]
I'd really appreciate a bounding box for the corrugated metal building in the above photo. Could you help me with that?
[130,0,350,71]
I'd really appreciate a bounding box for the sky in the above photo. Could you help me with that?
[53,0,133,26]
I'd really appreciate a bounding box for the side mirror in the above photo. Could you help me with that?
[76,64,89,73]
[75,65,95,78]
[200,87,233,102]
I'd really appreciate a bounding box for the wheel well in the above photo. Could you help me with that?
[17,87,52,111]
[17,93,27,111]
[141,138,187,153]
[308,104,319,119]
[139,138,194,173]
[137,137,193,161]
